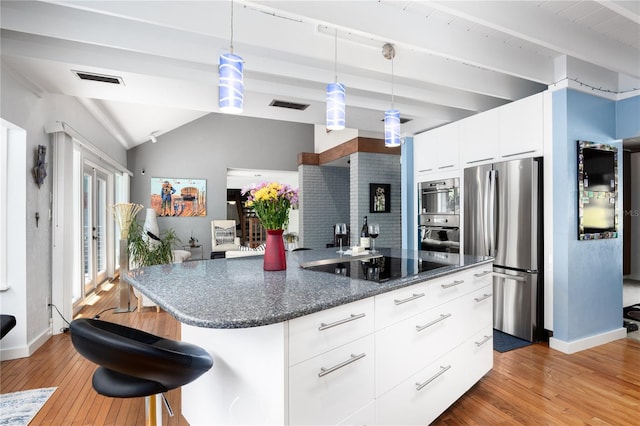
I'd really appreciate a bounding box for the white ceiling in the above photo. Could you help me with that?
[1,1,638,150]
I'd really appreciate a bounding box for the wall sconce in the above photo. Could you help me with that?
[219,0,243,114]
[326,28,345,130]
[383,43,401,147]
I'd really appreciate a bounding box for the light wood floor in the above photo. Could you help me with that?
[1,279,639,425]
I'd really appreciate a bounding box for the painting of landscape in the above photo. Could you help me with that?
[150,177,207,217]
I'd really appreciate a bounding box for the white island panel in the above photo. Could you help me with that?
[181,322,288,425]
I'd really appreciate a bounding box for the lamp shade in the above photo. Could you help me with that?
[219,53,244,114]
[384,109,401,147]
[326,82,346,130]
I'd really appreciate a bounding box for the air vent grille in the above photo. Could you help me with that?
[73,70,124,85]
[269,100,309,111]
[381,116,412,124]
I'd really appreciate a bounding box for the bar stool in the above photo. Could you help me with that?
[0,314,16,339]
[70,318,213,426]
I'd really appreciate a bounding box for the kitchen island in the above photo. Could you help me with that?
[125,248,494,425]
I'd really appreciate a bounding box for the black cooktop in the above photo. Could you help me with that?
[303,255,450,283]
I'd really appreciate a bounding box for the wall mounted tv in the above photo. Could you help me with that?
[577,140,618,240]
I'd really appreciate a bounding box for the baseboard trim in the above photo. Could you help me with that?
[549,327,627,354]
[0,328,51,361]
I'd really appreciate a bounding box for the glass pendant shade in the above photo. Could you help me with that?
[384,109,401,147]
[326,82,346,130]
[219,52,244,114]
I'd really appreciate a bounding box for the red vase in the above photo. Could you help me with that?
[264,229,287,271]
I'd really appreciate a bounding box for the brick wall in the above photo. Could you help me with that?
[299,165,350,248]
[350,152,402,249]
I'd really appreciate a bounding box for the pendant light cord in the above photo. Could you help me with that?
[230,0,235,54]
[391,56,395,109]
[334,28,338,83]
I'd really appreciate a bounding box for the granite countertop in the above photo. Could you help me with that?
[124,247,492,329]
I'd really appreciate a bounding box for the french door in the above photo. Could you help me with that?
[81,163,109,296]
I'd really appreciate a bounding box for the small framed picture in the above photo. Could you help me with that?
[370,183,390,213]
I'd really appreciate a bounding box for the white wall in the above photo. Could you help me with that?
[1,62,126,359]
[313,124,358,153]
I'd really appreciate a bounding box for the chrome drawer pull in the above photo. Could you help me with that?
[475,335,493,346]
[394,292,426,305]
[416,313,451,332]
[473,270,492,278]
[441,279,464,289]
[415,365,451,391]
[474,293,492,303]
[318,353,366,377]
[318,313,366,331]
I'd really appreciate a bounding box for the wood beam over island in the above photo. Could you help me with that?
[125,248,494,425]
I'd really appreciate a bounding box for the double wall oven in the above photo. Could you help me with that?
[418,178,460,253]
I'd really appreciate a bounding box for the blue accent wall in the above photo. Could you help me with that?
[401,137,414,250]
[616,95,640,139]
[551,89,623,342]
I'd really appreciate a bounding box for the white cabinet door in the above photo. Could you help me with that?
[414,123,459,176]
[289,335,375,426]
[336,401,375,426]
[289,297,374,366]
[500,93,544,159]
[433,123,460,172]
[414,132,438,175]
[374,281,429,331]
[459,109,499,166]
[376,326,493,426]
[375,296,461,397]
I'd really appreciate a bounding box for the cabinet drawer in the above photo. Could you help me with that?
[374,282,429,330]
[289,335,374,426]
[464,264,493,289]
[336,400,375,426]
[427,273,474,307]
[376,326,493,425]
[289,298,374,366]
[375,295,462,396]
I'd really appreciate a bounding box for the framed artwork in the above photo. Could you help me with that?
[370,183,390,213]
[151,177,207,217]
[577,140,618,240]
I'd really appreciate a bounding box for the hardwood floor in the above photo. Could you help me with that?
[1,279,639,425]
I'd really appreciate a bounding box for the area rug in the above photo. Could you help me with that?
[493,329,532,352]
[0,387,56,426]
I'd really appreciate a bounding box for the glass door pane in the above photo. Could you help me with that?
[95,174,108,284]
[82,171,94,295]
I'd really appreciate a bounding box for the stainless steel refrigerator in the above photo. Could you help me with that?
[464,157,544,342]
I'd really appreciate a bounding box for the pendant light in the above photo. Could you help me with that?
[219,0,243,114]
[383,43,401,147]
[326,28,345,130]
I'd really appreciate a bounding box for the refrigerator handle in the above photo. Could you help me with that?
[483,170,491,256]
[489,169,497,257]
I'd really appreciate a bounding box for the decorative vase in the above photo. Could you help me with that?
[143,208,160,248]
[264,229,286,271]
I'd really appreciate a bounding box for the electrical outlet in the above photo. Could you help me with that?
[46,296,51,307]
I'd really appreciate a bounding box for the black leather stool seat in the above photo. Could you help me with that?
[0,314,16,340]
[70,318,213,398]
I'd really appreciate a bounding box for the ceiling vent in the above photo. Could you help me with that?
[381,116,412,124]
[269,99,309,111]
[72,70,124,85]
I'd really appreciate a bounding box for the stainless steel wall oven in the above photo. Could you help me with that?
[418,178,460,253]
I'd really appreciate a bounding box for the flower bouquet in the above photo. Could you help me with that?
[242,182,299,270]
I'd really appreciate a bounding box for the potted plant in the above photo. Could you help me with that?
[189,232,198,247]
[127,219,180,268]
